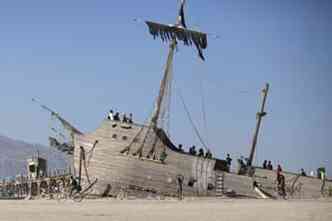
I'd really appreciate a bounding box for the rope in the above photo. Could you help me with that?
[199,80,210,148]
[177,89,209,152]
[120,104,155,155]
[86,140,99,167]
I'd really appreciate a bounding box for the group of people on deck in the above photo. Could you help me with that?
[262,160,274,170]
[263,160,308,177]
[176,144,213,159]
[107,110,133,124]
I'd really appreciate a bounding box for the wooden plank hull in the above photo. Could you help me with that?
[73,120,216,197]
[73,120,332,199]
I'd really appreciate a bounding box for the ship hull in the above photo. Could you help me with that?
[73,120,331,199]
[73,120,217,197]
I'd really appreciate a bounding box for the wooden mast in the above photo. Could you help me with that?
[150,0,187,127]
[147,0,208,129]
[150,39,176,127]
[123,0,208,156]
[247,83,269,167]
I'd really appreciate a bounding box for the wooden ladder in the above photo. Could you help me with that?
[215,172,225,197]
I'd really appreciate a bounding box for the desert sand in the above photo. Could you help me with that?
[0,198,331,221]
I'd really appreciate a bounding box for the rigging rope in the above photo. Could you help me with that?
[177,89,209,152]
[86,140,99,167]
[120,104,155,155]
[199,80,210,148]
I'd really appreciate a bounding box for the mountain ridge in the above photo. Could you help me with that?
[0,134,68,179]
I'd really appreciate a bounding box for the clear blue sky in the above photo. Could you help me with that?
[0,0,331,175]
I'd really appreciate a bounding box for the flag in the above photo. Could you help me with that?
[177,0,187,28]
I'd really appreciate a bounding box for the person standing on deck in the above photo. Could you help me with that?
[320,169,326,195]
[267,161,273,170]
[226,154,232,172]
[198,148,204,157]
[300,168,307,176]
[122,113,128,123]
[114,112,120,121]
[277,164,283,177]
[205,149,212,159]
[276,164,282,187]
[108,110,114,120]
[178,144,184,152]
[128,113,133,124]
[190,145,197,155]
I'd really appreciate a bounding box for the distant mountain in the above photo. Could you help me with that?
[0,135,68,179]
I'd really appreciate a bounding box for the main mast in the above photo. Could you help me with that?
[147,0,208,129]
[150,39,176,128]
[123,0,209,156]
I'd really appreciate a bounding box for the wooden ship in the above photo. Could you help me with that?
[34,0,331,199]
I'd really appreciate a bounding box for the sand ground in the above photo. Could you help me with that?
[0,198,331,221]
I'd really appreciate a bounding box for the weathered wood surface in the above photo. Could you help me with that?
[74,120,216,197]
[254,168,332,199]
[73,119,331,199]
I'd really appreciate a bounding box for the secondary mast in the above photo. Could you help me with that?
[247,83,270,167]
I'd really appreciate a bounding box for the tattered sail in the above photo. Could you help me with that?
[49,136,74,155]
[145,0,207,61]
[145,21,207,60]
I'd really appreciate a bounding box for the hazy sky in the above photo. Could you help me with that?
[0,0,331,175]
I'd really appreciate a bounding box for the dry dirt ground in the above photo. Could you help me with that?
[0,198,331,221]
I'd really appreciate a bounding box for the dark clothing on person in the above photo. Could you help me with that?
[277,165,282,172]
[160,151,167,163]
[277,165,283,178]
[114,112,120,121]
[189,146,197,155]
[244,157,250,167]
[122,114,128,123]
[128,113,133,124]
[263,160,267,169]
[205,150,212,159]
[267,161,273,170]
[226,154,232,167]
[225,154,232,172]
[70,176,81,195]
[178,144,183,152]
[277,174,286,198]
[301,168,307,176]
[198,148,204,157]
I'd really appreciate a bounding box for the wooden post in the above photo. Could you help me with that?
[247,83,269,167]
[78,146,84,186]
[37,181,41,197]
